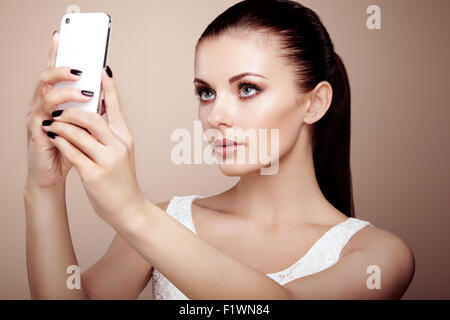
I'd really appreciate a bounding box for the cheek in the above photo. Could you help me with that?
[197,93,303,155]
[243,94,302,154]
[198,106,210,130]
[198,106,206,120]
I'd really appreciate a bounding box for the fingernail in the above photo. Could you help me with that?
[105,65,113,78]
[42,119,54,126]
[51,110,63,117]
[47,131,57,139]
[81,90,94,97]
[52,30,58,37]
[70,69,82,76]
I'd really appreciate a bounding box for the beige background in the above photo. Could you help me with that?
[1,0,449,299]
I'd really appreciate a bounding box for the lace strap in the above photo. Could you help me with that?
[318,217,373,261]
[266,217,373,284]
[165,195,198,232]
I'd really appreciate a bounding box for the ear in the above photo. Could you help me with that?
[303,81,333,125]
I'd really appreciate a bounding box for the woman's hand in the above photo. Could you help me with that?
[40,66,146,229]
[25,31,105,190]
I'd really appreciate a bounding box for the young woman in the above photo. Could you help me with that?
[24,0,414,299]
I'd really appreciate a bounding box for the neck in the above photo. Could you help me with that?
[228,125,333,229]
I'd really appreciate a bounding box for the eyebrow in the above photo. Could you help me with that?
[193,72,266,87]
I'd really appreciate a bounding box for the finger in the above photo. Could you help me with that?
[26,114,53,148]
[42,120,106,165]
[101,66,131,142]
[43,87,93,115]
[47,31,59,69]
[48,106,118,146]
[46,132,97,179]
[39,66,82,86]
[100,99,106,116]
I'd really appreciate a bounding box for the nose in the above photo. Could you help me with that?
[206,94,234,129]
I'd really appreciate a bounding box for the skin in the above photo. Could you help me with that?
[24,30,415,300]
[193,31,343,228]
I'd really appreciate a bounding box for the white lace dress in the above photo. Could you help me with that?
[151,194,373,300]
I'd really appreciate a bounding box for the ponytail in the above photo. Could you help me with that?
[312,52,354,217]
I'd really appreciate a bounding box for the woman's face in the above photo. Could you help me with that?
[194,32,308,176]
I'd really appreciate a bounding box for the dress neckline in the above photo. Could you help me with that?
[187,194,352,277]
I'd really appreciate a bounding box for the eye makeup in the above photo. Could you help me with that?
[194,86,215,102]
[194,79,263,103]
[236,79,262,100]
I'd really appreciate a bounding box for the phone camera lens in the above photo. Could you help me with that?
[65,18,70,24]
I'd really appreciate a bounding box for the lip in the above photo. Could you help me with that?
[214,143,244,156]
[213,138,245,156]
[214,138,242,148]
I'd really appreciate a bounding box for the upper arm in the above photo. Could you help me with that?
[283,226,415,300]
[81,200,170,299]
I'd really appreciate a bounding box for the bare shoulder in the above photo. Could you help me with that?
[342,222,415,293]
[344,222,414,260]
[285,222,415,299]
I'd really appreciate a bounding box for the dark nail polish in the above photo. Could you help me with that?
[70,69,82,76]
[42,119,54,126]
[105,65,113,78]
[52,110,63,117]
[47,131,57,139]
[81,90,94,97]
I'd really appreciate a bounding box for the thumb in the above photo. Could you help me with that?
[47,31,59,69]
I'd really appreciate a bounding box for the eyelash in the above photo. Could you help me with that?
[194,80,262,103]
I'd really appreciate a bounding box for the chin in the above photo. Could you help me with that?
[217,162,266,177]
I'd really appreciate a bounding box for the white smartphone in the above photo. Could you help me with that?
[54,12,112,114]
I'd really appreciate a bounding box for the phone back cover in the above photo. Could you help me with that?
[54,12,111,113]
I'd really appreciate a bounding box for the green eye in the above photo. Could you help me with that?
[240,86,257,97]
[238,81,262,99]
[201,90,215,100]
[195,87,215,102]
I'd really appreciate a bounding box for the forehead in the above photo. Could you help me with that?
[194,32,288,80]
